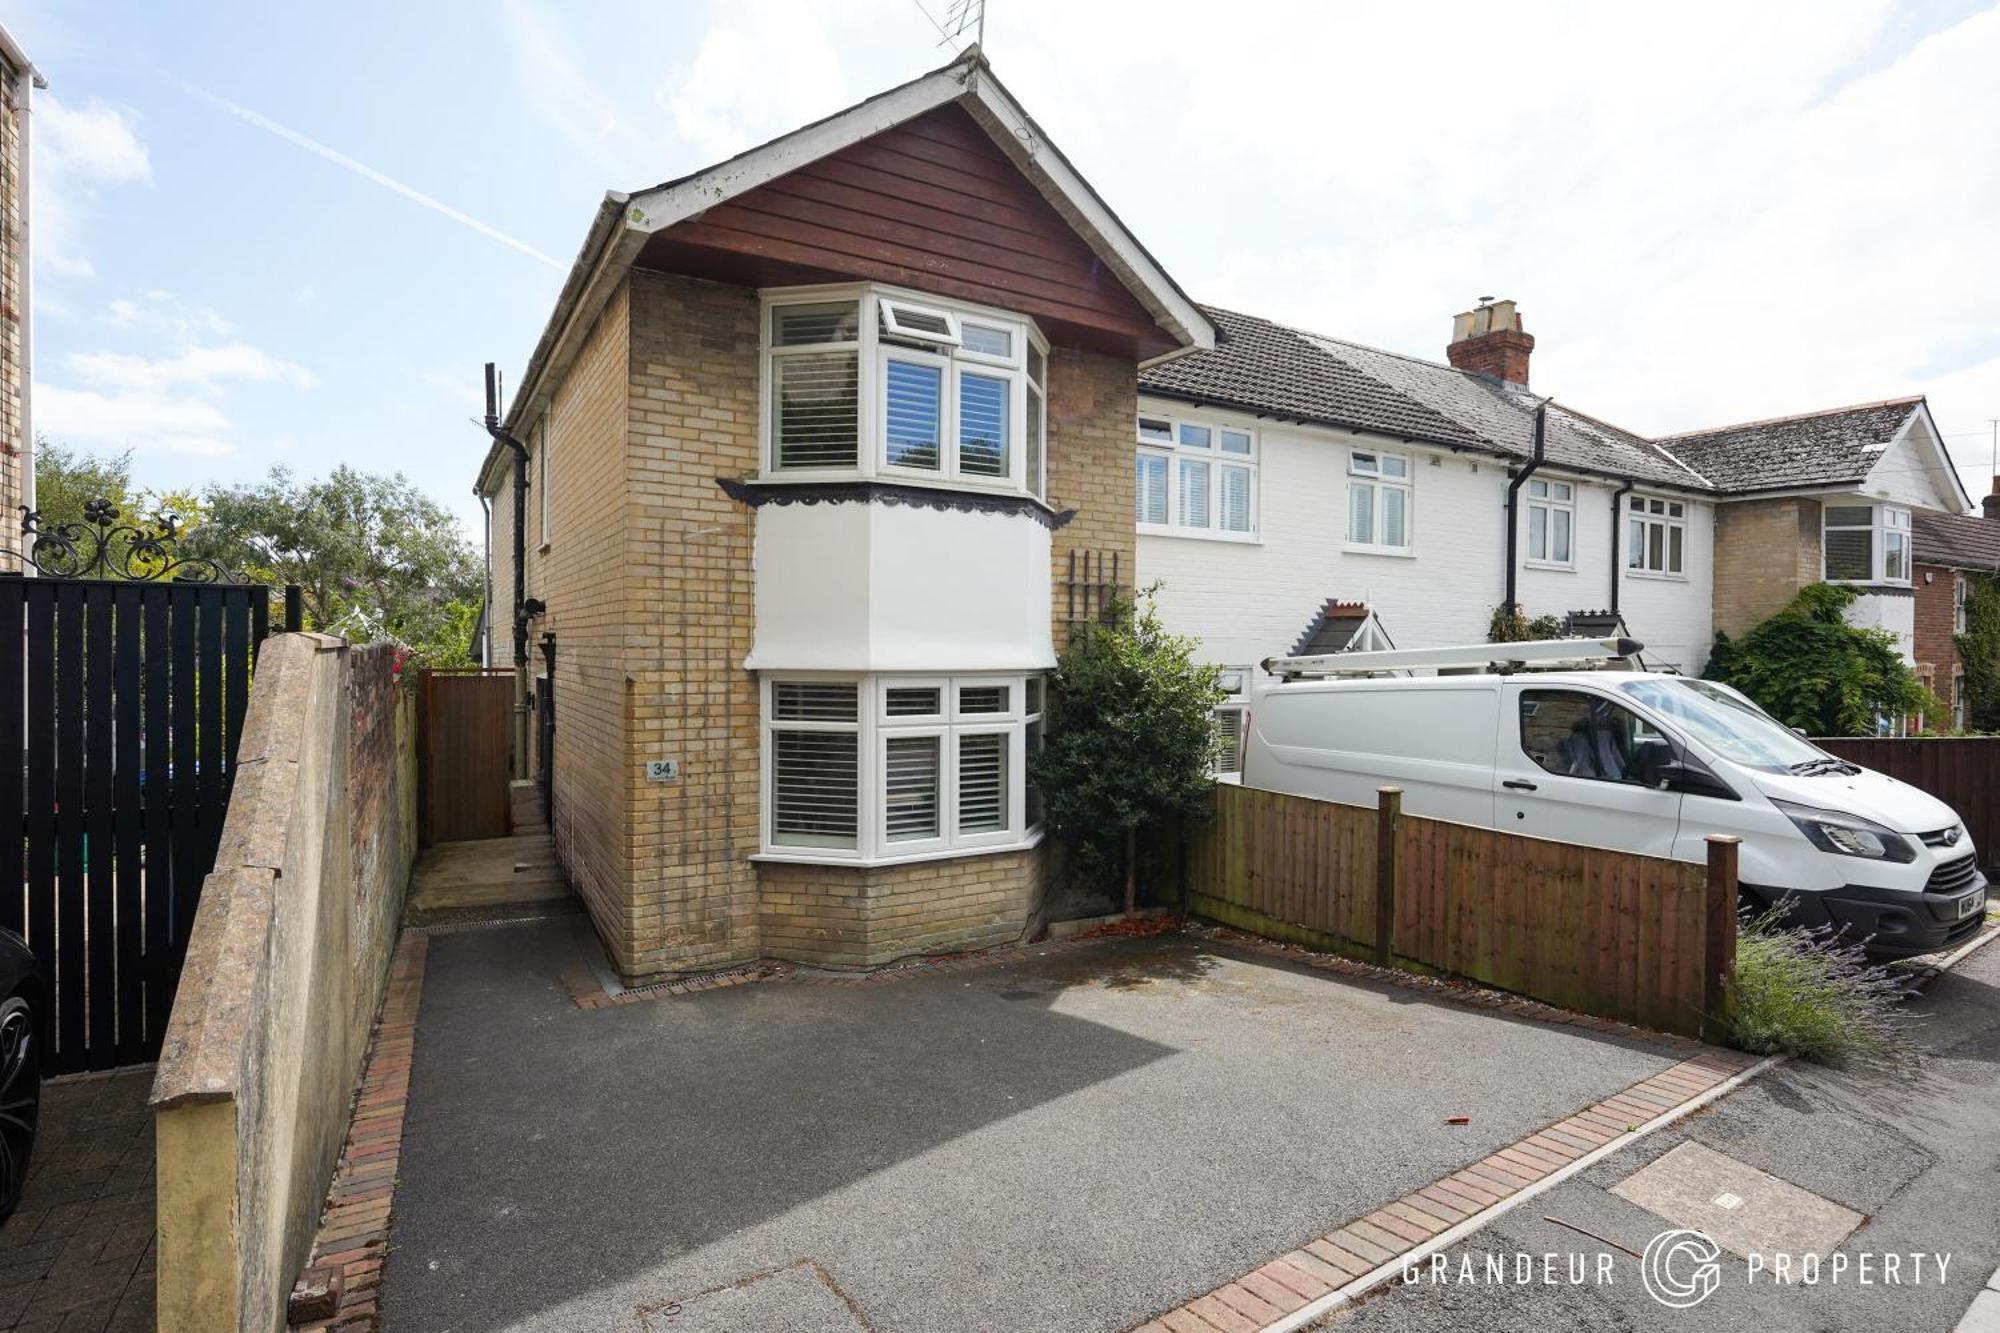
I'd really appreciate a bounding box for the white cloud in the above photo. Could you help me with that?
[35,95,152,279]
[64,342,317,395]
[662,0,863,162]
[502,0,653,177]
[40,333,318,458]
[101,290,235,340]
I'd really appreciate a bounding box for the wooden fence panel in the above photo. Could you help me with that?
[1189,784,1722,1038]
[1815,737,2000,871]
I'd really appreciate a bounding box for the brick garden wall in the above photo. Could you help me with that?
[1712,495,1820,639]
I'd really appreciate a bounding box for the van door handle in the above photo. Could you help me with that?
[1502,779,1538,791]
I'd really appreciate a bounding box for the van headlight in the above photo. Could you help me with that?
[1770,799,1917,863]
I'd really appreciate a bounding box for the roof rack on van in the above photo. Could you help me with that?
[1260,637,1646,680]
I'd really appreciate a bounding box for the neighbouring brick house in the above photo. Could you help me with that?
[0,25,40,574]
[1910,489,2000,729]
[474,49,1214,980]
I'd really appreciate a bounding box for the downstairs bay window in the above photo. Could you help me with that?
[765,285,1048,500]
[764,674,1046,862]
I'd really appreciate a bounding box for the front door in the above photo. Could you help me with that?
[1497,684,1684,858]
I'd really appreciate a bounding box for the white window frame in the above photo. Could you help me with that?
[1210,667,1250,777]
[758,672,1047,865]
[1626,495,1687,579]
[1822,502,1911,586]
[760,283,1047,502]
[1134,412,1259,542]
[1524,477,1574,569]
[1345,448,1413,556]
[1955,573,1969,634]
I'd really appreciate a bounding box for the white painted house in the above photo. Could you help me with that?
[1128,300,1968,757]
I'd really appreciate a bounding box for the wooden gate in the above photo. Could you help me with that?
[0,575,283,1073]
[419,669,514,844]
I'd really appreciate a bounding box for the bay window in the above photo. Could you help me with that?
[1627,496,1685,577]
[763,285,1047,499]
[1525,478,1573,566]
[1823,503,1910,584]
[1135,413,1257,539]
[1346,449,1411,554]
[764,673,1046,862]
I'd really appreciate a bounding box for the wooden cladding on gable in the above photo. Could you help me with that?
[636,103,1174,359]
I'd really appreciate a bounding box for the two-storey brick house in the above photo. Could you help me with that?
[474,49,1213,980]
[1910,491,2000,729]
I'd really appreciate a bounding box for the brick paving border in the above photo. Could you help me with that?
[292,935,429,1332]
[1130,1047,1762,1333]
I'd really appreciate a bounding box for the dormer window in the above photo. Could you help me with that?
[763,285,1047,500]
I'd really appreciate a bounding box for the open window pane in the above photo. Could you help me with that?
[1180,459,1211,527]
[958,734,1008,833]
[884,736,941,842]
[774,352,859,469]
[958,371,1010,477]
[1136,455,1168,523]
[884,359,943,470]
[1220,465,1252,533]
[1349,482,1375,544]
[772,731,858,848]
[1138,417,1172,443]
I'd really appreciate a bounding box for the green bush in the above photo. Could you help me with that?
[1955,571,2000,732]
[1705,583,1939,735]
[1725,905,1916,1064]
[1488,602,1564,643]
[1033,587,1224,910]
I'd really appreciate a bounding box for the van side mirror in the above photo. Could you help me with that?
[1659,760,1737,801]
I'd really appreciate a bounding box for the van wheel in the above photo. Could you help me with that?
[0,995,40,1222]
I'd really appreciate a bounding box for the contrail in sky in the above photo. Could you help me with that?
[181,82,564,270]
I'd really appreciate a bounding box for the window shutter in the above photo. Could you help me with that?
[885,359,943,470]
[958,371,1010,477]
[1349,482,1375,544]
[771,731,858,847]
[1180,459,1211,527]
[1382,487,1407,547]
[957,733,1007,833]
[1137,456,1168,524]
[773,352,859,469]
[1220,465,1251,533]
[884,736,940,841]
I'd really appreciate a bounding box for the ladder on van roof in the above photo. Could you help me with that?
[1261,636,1646,680]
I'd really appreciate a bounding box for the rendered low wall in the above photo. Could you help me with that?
[150,634,418,1333]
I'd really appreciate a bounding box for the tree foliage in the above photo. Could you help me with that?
[1954,571,2000,733]
[196,466,483,665]
[1031,588,1224,907]
[1488,602,1564,642]
[1704,583,1939,735]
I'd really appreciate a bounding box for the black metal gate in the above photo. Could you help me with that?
[0,574,284,1073]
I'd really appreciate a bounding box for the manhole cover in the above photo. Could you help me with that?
[1611,1141,1863,1262]
[636,1261,870,1332]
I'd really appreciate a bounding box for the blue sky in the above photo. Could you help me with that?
[12,0,2000,535]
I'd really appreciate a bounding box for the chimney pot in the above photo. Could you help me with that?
[1447,299,1534,385]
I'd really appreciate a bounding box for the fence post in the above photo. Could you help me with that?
[1375,786,1402,966]
[1702,835,1740,1042]
[283,585,303,633]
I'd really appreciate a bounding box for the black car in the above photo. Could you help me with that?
[0,931,41,1222]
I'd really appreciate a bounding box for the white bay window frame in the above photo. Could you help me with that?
[1134,411,1258,541]
[1823,502,1910,585]
[760,672,1046,864]
[761,283,1048,501]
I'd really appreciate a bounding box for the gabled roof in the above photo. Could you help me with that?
[480,46,1214,492]
[1139,309,1708,490]
[1914,508,2000,573]
[1288,600,1394,657]
[1656,398,1923,493]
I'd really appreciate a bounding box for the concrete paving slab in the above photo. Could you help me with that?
[1612,1140,1864,1263]
[378,921,1683,1333]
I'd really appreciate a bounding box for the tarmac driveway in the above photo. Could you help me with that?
[379,920,1682,1333]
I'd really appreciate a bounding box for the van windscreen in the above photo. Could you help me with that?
[1619,678,1827,772]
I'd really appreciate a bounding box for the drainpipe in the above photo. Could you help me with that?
[483,362,531,775]
[1502,401,1548,615]
[1609,478,1635,622]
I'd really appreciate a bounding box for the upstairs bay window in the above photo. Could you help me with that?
[764,673,1045,863]
[764,286,1047,499]
[1627,496,1685,577]
[1346,449,1411,554]
[1823,504,1910,584]
[1136,414,1256,539]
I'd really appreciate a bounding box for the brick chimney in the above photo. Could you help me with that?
[1446,298,1534,385]
[1984,475,2000,521]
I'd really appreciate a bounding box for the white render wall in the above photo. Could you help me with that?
[1136,400,1715,675]
[1849,589,1917,664]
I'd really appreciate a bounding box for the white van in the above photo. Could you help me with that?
[1242,640,1987,959]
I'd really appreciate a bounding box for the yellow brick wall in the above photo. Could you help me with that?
[1712,496,1821,639]
[621,271,764,978]
[1046,347,1138,637]
[0,59,24,573]
[759,849,1045,968]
